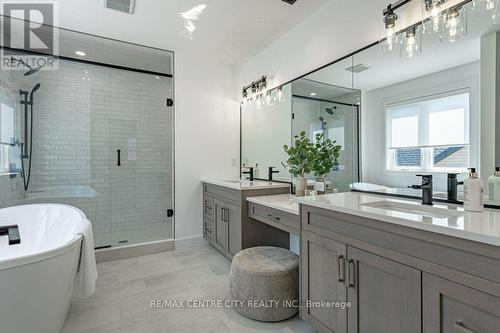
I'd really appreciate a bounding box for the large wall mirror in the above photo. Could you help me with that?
[241,0,500,206]
[241,56,360,192]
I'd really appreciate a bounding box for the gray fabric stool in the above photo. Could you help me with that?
[229,246,299,322]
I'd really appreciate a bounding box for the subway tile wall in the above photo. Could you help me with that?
[0,60,174,247]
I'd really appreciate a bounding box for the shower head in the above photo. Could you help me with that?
[29,83,41,101]
[325,106,337,115]
[24,66,43,76]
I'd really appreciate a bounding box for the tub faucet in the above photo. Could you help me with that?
[268,167,279,181]
[242,167,254,181]
[447,173,464,203]
[0,225,20,245]
[409,174,433,205]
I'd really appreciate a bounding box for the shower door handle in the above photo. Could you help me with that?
[117,150,121,166]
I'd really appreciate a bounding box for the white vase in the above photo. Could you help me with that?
[295,177,307,197]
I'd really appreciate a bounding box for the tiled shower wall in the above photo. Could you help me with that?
[1,60,174,247]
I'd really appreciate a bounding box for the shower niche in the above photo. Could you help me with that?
[0,27,174,248]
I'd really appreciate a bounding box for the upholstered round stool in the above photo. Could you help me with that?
[229,246,299,322]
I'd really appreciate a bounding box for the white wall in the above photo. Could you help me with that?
[362,62,481,191]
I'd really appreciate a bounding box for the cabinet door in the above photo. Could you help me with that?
[423,273,500,333]
[347,246,421,333]
[302,231,348,333]
[225,202,241,260]
[213,199,226,254]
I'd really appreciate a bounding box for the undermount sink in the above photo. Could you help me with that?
[362,201,463,219]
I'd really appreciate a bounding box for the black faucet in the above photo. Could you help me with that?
[0,225,20,245]
[242,167,254,181]
[447,173,464,202]
[409,174,433,205]
[268,167,279,181]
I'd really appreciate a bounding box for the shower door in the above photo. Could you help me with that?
[102,70,174,247]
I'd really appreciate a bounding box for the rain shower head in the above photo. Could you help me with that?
[24,66,43,76]
[325,106,337,115]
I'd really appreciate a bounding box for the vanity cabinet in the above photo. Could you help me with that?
[423,273,500,333]
[301,231,420,333]
[202,182,290,260]
[300,205,500,333]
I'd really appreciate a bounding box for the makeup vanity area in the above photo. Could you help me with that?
[203,0,500,331]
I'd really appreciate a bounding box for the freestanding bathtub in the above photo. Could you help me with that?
[0,204,88,333]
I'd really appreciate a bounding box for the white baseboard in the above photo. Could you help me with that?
[174,234,206,250]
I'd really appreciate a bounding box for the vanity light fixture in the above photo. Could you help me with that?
[400,26,422,59]
[381,4,399,52]
[423,0,447,34]
[441,5,468,43]
[471,0,499,23]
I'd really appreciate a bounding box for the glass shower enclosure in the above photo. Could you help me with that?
[0,22,174,248]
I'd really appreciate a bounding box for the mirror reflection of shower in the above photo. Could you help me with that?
[19,82,41,191]
[318,106,337,140]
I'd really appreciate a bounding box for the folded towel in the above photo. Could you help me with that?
[72,218,98,299]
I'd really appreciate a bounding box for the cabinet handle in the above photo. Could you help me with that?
[454,322,477,333]
[117,149,121,166]
[347,259,356,288]
[337,255,345,283]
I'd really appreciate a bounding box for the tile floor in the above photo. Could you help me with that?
[62,245,317,333]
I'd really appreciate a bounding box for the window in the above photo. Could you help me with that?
[386,91,469,172]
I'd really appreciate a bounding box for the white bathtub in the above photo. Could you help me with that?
[0,204,88,333]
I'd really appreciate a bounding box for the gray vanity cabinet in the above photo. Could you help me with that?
[203,182,290,260]
[302,231,347,333]
[423,273,500,333]
[301,230,420,333]
[347,247,421,333]
[225,202,242,259]
[213,199,227,254]
[213,199,242,259]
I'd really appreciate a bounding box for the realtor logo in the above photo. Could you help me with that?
[1,1,59,70]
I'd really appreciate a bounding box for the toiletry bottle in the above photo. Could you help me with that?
[463,168,484,212]
[488,167,500,203]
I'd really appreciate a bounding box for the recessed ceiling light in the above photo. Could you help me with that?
[155,76,161,80]
[310,93,317,96]
[75,50,86,57]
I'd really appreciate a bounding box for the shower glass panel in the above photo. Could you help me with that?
[0,27,174,248]
[291,59,360,192]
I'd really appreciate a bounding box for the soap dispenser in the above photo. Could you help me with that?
[463,168,484,212]
[488,167,500,203]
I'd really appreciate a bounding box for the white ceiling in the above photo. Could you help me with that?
[50,0,329,64]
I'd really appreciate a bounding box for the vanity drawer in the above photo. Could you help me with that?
[423,273,500,333]
[249,202,299,234]
[203,183,240,205]
[203,196,215,220]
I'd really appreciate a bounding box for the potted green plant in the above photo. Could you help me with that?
[283,131,314,196]
[311,133,342,194]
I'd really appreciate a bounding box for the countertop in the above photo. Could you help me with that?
[295,192,500,247]
[247,194,299,215]
[202,179,291,191]
[350,182,463,201]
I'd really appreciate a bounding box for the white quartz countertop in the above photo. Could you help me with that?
[295,192,500,247]
[202,179,291,191]
[247,194,299,215]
